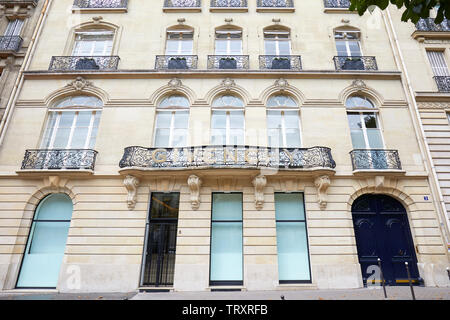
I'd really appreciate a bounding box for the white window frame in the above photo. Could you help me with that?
[263,30,291,56]
[215,30,243,55]
[166,30,194,55]
[72,30,114,56]
[267,109,302,148]
[211,95,245,146]
[347,109,385,150]
[335,30,362,56]
[426,50,450,76]
[5,19,24,36]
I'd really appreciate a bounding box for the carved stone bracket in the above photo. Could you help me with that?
[252,175,267,210]
[187,174,202,210]
[314,175,331,210]
[124,175,139,210]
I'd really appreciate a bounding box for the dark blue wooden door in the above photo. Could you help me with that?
[352,194,420,286]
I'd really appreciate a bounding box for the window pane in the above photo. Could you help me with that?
[70,127,89,148]
[76,111,92,127]
[267,111,282,129]
[41,113,57,149]
[363,114,378,128]
[150,193,179,219]
[367,129,384,149]
[180,40,193,55]
[154,128,170,147]
[284,111,300,129]
[348,41,361,56]
[229,111,244,128]
[215,40,228,55]
[212,193,242,221]
[265,40,277,55]
[172,129,187,147]
[229,40,242,55]
[229,129,244,145]
[278,41,291,55]
[347,113,362,129]
[166,40,179,55]
[211,111,227,128]
[59,112,75,127]
[268,128,282,148]
[210,222,243,282]
[28,222,71,254]
[35,194,73,220]
[53,128,71,149]
[211,129,226,145]
[275,193,305,221]
[350,130,366,149]
[174,111,189,129]
[285,129,301,148]
[276,222,311,281]
[156,112,172,128]
[335,41,348,56]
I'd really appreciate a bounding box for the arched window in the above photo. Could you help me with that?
[41,96,103,150]
[154,95,190,148]
[211,94,245,145]
[266,94,301,148]
[264,27,291,56]
[72,28,114,56]
[346,95,383,149]
[334,28,361,57]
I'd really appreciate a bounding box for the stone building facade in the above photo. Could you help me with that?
[0,0,448,292]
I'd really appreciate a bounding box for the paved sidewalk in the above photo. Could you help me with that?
[0,287,448,300]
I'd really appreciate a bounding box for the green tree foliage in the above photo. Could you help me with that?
[349,0,450,23]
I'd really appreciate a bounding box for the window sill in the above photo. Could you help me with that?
[352,169,406,176]
[16,169,95,177]
[163,7,202,13]
[256,7,295,13]
[276,283,317,290]
[208,286,246,291]
[323,8,356,14]
[411,30,450,42]
[210,7,248,12]
[72,7,128,13]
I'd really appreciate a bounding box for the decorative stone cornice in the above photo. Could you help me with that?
[252,175,267,210]
[66,77,93,91]
[123,175,139,210]
[314,175,331,209]
[187,174,202,210]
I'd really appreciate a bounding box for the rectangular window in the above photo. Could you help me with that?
[427,50,450,76]
[347,112,383,149]
[264,31,291,56]
[5,19,24,36]
[275,193,311,283]
[215,30,242,55]
[72,30,114,56]
[154,110,189,148]
[166,31,193,55]
[267,110,301,148]
[335,31,361,57]
[211,110,244,145]
[210,193,243,285]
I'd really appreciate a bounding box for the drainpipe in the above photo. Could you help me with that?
[382,8,450,249]
[0,0,52,146]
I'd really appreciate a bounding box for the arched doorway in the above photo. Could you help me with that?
[352,194,420,286]
[16,193,73,288]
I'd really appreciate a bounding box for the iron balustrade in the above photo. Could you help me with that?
[73,0,128,8]
[48,56,120,71]
[207,55,249,70]
[259,55,302,71]
[119,145,336,170]
[210,0,247,7]
[0,36,23,53]
[416,18,450,32]
[333,56,378,71]
[434,76,450,92]
[155,55,198,70]
[21,149,98,170]
[164,0,201,7]
[257,0,293,7]
[0,0,38,6]
[350,149,402,171]
[323,0,350,8]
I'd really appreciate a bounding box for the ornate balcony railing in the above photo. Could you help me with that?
[73,0,128,9]
[257,0,293,8]
[416,18,450,32]
[164,0,201,8]
[211,0,247,7]
[259,55,302,71]
[207,55,249,70]
[0,0,38,7]
[434,76,450,92]
[350,149,402,171]
[155,55,198,70]
[0,36,23,53]
[21,149,98,171]
[323,0,350,8]
[119,146,336,170]
[48,56,120,71]
[333,56,378,71]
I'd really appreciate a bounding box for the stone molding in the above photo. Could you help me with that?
[187,174,202,210]
[252,175,267,210]
[314,175,331,209]
[123,175,139,210]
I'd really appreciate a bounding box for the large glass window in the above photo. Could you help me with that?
[41,96,102,149]
[267,95,301,148]
[210,193,243,285]
[72,29,114,56]
[275,193,311,283]
[211,95,245,145]
[215,29,242,55]
[427,50,450,76]
[335,30,361,56]
[346,96,383,149]
[166,29,194,55]
[154,95,189,148]
[5,19,24,36]
[264,29,291,55]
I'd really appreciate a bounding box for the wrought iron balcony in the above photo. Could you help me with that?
[0,36,23,53]
[155,55,198,70]
[0,0,38,7]
[350,149,402,171]
[21,149,98,171]
[48,56,120,71]
[333,56,378,71]
[119,146,336,170]
[323,0,350,8]
[434,76,450,92]
[259,55,302,71]
[73,0,128,9]
[416,18,450,32]
[257,0,294,8]
[164,0,201,8]
[207,55,249,70]
[210,0,247,8]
